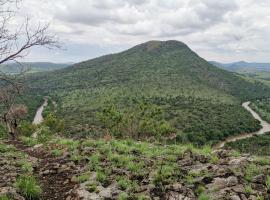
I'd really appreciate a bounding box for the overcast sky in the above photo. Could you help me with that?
[16,0,270,63]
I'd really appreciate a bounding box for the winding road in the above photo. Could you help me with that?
[32,98,48,125]
[215,101,270,148]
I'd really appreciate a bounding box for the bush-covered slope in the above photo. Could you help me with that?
[29,41,270,101]
[25,40,270,144]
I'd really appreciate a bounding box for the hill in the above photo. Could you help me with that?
[26,40,270,145]
[0,62,71,74]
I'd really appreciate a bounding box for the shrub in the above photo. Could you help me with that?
[19,121,36,137]
[15,175,42,199]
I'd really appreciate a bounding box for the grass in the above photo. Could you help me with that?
[51,149,64,157]
[244,164,261,181]
[198,193,210,200]
[0,196,10,200]
[15,175,42,199]
[266,176,270,190]
[74,173,89,183]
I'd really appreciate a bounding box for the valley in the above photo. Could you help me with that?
[1,40,270,200]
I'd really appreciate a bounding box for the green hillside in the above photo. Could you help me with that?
[26,40,270,145]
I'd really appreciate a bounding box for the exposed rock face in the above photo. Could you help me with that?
[73,149,270,200]
[1,139,269,200]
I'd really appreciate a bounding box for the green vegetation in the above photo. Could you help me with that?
[226,133,270,156]
[250,99,270,122]
[25,40,270,144]
[15,175,42,199]
[266,176,270,190]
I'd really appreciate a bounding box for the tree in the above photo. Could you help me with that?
[0,0,59,138]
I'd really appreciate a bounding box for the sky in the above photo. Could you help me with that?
[14,0,270,63]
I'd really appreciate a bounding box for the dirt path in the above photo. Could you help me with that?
[215,101,270,149]
[7,140,79,200]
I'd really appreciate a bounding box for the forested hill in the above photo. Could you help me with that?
[29,40,270,101]
[25,40,270,145]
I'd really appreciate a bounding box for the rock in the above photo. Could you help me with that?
[240,194,248,200]
[33,144,43,149]
[231,195,241,200]
[171,183,182,192]
[229,157,248,166]
[71,176,78,183]
[0,187,25,200]
[76,188,100,200]
[165,191,188,200]
[99,187,112,198]
[231,185,245,193]
[252,174,266,184]
[208,176,238,190]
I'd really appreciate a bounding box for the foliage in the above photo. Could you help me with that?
[24,41,270,144]
[226,133,270,156]
[18,121,36,137]
[15,175,42,200]
[266,176,270,190]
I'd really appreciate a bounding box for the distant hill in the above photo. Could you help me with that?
[210,61,270,73]
[0,62,71,74]
[26,40,270,145]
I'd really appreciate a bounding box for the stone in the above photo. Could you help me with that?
[252,174,266,184]
[231,195,241,200]
[208,176,238,190]
[99,188,112,199]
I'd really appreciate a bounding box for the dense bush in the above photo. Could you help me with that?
[225,133,270,156]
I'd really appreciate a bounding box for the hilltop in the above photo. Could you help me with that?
[25,40,270,145]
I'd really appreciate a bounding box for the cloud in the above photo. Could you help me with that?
[15,0,270,62]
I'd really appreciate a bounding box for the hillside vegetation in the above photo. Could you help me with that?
[25,41,270,145]
[226,133,270,156]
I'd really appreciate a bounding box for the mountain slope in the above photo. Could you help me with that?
[0,62,71,74]
[26,40,270,145]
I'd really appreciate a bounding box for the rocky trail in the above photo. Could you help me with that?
[6,140,80,200]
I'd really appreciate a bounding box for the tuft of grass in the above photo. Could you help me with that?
[51,149,64,157]
[244,185,254,196]
[20,136,39,147]
[96,170,110,187]
[266,176,270,190]
[244,164,261,181]
[18,161,33,173]
[198,193,210,200]
[0,195,10,200]
[0,144,16,153]
[75,173,89,183]
[118,192,128,200]
[85,182,97,192]
[15,175,42,199]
